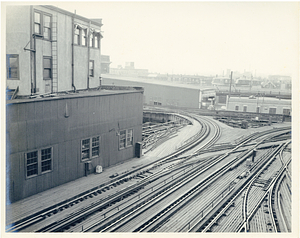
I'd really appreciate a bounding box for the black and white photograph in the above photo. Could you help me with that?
[2,1,299,236]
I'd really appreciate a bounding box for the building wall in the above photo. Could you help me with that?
[227,97,291,115]
[6,91,143,202]
[6,5,102,96]
[103,77,200,108]
[6,6,32,95]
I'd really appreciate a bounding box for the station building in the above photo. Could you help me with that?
[6,5,144,203]
[102,74,216,109]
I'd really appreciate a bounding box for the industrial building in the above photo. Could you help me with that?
[102,74,215,109]
[226,96,291,115]
[6,5,144,203]
[6,87,144,203]
[6,5,103,97]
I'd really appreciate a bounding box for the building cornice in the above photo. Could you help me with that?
[40,5,103,27]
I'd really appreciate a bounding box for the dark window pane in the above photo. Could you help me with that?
[43,69,51,78]
[44,58,51,68]
[9,68,18,78]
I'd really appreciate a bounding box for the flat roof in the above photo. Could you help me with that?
[7,86,143,105]
[102,74,215,91]
[229,96,291,104]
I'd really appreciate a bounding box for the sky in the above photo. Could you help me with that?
[41,2,299,78]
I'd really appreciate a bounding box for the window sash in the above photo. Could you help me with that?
[89,60,94,77]
[92,136,100,157]
[26,148,52,178]
[81,136,100,160]
[95,34,99,48]
[7,55,19,80]
[43,15,51,40]
[126,129,133,146]
[119,129,134,149]
[90,33,94,47]
[43,57,52,80]
[74,27,80,45]
[82,29,87,46]
[34,12,41,34]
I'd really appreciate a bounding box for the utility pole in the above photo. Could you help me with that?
[227,71,233,109]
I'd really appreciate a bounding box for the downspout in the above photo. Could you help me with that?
[30,6,35,95]
[33,35,37,94]
[71,14,76,92]
[99,28,102,88]
[87,21,91,89]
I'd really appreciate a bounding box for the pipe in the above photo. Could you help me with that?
[30,6,34,95]
[71,14,76,92]
[87,21,91,89]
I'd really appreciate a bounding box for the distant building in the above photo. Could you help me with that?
[6,5,103,97]
[227,96,291,115]
[109,62,148,77]
[102,74,215,109]
[101,55,111,74]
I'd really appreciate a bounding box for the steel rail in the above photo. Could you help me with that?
[189,143,285,232]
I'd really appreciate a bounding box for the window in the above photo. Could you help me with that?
[235,105,239,111]
[26,151,38,177]
[34,12,42,34]
[41,148,52,172]
[126,129,133,146]
[25,147,52,178]
[94,34,100,48]
[6,54,19,80]
[81,136,100,160]
[74,26,80,45]
[92,136,100,157]
[243,106,247,112]
[283,108,290,115]
[89,32,94,47]
[43,14,51,40]
[89,60,94,77]
[119,129,134,150]
[43,57,52,80]
[269,108,276,114]
[81,29,87,46]
[119,130,126,150]
[34,10,52,39]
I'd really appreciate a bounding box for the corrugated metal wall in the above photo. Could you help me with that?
[6,91,143,202]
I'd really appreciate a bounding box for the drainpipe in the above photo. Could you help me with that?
[87,21,91,90]
[30,6,37,95]
[71,14,76,92]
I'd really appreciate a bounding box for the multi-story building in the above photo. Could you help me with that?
[6,5,144,203]
[6,5,103,97]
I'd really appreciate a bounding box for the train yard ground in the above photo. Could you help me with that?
[6,108,293,234]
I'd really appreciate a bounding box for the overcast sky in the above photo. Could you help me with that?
[53,2,298,78]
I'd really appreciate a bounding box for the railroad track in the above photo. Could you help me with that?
[6,112,220,232]
[6,108,291,233]
[88,128,290,232]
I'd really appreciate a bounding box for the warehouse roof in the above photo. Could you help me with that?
[7,86,144,105]
[102,74,214,91]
